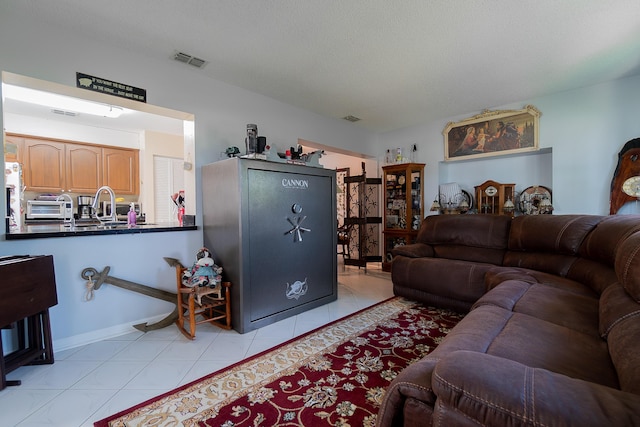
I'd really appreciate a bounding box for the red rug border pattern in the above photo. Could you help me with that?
[94,297,402,426]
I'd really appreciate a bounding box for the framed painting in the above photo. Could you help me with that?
[444,105,541,161]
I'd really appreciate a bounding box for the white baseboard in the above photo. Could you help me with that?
[52,312,173,353]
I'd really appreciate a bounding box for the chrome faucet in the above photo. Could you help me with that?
[56,193,75,227]
[92,186,117,224]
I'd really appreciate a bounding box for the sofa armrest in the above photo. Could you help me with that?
[391,243,434,258]
[377,356,439,427]
[432,351,640,427]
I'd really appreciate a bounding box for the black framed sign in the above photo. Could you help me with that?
[76,72,146,103]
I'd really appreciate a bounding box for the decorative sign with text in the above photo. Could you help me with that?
[76,72,146,103]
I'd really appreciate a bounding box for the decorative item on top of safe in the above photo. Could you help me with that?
[246,123,258,155]
[225,146,241,157]
[182,247,223,289]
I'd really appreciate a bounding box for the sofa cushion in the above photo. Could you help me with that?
[599,283,640,339]
[429,305,619,388]
[615,230,640,302]
[391,242,434,258]
[473,279,599,336]
[599,282,640,394]
[432,351,640,427]
[566,258,619,296]
[392,256,495,312]
[485,266,599,297]
[607,307,640,394]
[432,245,506,265]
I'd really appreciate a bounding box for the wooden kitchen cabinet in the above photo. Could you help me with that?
[10,133,139,195]
[4,135,23,163]
[23,138,65,192]
[103,147,139,195]
[66,143,102,193]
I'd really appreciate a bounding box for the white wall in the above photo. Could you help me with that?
[141,130,185,223]
[0,8,376,350]
[4,112,141,148]
[377,74,640,215]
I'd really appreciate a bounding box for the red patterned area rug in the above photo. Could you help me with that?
[95,297,463,427]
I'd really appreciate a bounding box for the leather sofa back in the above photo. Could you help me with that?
[503,215,602,277]
[416,214,512,265]
[572,216,640,295]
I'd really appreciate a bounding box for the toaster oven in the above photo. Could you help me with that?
[26,199,73,220]
[103,202,142,221]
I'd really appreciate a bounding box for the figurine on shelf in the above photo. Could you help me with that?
[182,247,223,289]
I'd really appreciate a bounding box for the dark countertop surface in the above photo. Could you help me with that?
[5,221,197,240]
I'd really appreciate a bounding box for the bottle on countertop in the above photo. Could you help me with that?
[127,202,137,228]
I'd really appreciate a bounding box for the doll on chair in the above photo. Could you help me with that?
[181,247,223,304]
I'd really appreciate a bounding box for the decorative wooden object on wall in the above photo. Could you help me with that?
[610,138,640,214]
[475,180,516,217]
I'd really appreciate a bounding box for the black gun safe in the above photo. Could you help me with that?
[202,158,337,333]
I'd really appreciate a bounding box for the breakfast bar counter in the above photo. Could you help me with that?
[5,222,197,240]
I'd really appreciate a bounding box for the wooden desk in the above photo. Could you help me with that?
[0,255,57,390]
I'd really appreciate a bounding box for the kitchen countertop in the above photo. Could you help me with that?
[5,221,197,240]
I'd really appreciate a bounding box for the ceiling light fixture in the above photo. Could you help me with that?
[342,115,361,122]
[2,84,124,118]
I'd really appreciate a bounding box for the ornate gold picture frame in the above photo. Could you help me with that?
[444,105,541,161]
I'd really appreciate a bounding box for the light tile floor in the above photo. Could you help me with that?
[0,262,393,427]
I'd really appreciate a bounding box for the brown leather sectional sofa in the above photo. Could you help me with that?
[377,214,640,427]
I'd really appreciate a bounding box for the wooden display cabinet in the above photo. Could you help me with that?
[382,163,425,271]
[475,180,516,216]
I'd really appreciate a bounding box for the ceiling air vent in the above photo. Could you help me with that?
[342,115,361,122]
[173,51,207,68]
[51,109,78,117]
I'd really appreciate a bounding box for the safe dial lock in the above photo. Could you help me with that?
[285,203,310,242]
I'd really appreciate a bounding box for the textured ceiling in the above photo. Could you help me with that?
[4,0,640,133]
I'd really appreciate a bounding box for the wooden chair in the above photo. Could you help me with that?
[337,223,352,260]
[174,266,231,339]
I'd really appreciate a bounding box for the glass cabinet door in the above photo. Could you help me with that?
[384,164,424,232]
[409,167,422,231]
[382,163,425,271]
[384,170,407,230]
